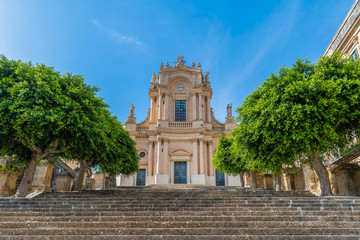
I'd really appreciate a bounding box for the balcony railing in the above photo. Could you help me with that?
[136,126,149,131]
[169,122,193,128]
[213,126,225,132]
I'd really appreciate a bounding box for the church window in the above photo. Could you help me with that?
[175,100,186,121]
[139,152,146,158]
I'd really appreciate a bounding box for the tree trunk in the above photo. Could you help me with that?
[239,173,244,187]
[250,171,257,189]
[75,161,88,192]
[313,152,333,196]
[112,175,117,188]
[15,154,40,197]
[275,175,282,191]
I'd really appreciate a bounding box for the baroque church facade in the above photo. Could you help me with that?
[121,54,239,186]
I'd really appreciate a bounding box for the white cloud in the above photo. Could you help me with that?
[92,19,144,46]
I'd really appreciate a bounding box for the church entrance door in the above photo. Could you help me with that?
[136,169,146,186]
[216,170,225,186]
[174,162,187,184]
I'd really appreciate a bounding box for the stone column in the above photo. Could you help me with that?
[192,139,198,174]
[207,98,211,123]
[209,141,214,176]
[204,141,208,176]
[199,139,204,174]
[163,139,169,174]
[150,97,154,123]
[198,94,203,120]
[148,141,153,176]
[156,140,161,176]
[192,94,197,120]
[164,94,169,120]
[158,94,162,121]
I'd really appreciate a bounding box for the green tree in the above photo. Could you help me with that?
[234,54,360,196]
[213,136,248,187]
[69,110,139,192]
[0,55,120,196]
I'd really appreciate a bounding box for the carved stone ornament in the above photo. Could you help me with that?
[125,103,136,124]
[151,72,156,83]
[204,71,210,82]
[225,103,235,123]
[174,53,185,67]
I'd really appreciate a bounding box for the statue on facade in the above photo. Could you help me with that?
[125,103,136,124]
[151,72,156,83]
[205,71,210,82]
[225,103,235,123]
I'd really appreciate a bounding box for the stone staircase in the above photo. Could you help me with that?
[0,185,359,239]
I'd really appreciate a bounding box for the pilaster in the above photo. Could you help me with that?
[198,94,202,120]
[147,141,154,176]
[158,94,162,121]
[192,94,197,121]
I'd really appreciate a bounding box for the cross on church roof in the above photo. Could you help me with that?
[177,53,184,61]
[174,52,185,67]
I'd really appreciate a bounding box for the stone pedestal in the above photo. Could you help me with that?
[155,174,169,184]
[206,175,216,186]
[54,175,73,192]
[31,161,54,193]
[146,175,154,185]
[191,174,206,184]
[0,171,19,197]
[263,174,273,189]
[227,175,241,186]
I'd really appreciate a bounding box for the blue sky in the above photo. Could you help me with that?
[0,0,354,123]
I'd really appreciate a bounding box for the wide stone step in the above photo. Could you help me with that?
[2,203,359,210]
[1,206,359,212]
[2,221,359,229]
[1,210,359,217]
[1,215,359,222]
[1,198,359,204]
[0,235,358,240]
[0,235,359,240]
[0,227,359,236]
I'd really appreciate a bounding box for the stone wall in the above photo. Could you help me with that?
[329,165,360,196]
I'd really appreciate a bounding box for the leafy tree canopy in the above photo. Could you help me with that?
[0,55,139,196]
[213,136,248,175]
[232,53,360,195]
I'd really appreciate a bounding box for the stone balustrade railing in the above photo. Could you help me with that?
[169,122,193,128]
[212,126,225,132]
[136,126,149,131]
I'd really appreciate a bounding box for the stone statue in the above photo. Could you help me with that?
[226,103,232,118]
[225,103,235,123]
[205,71,210,82]
[129,103,135,115]
[151,72,156,83]
[125,104,136,124]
